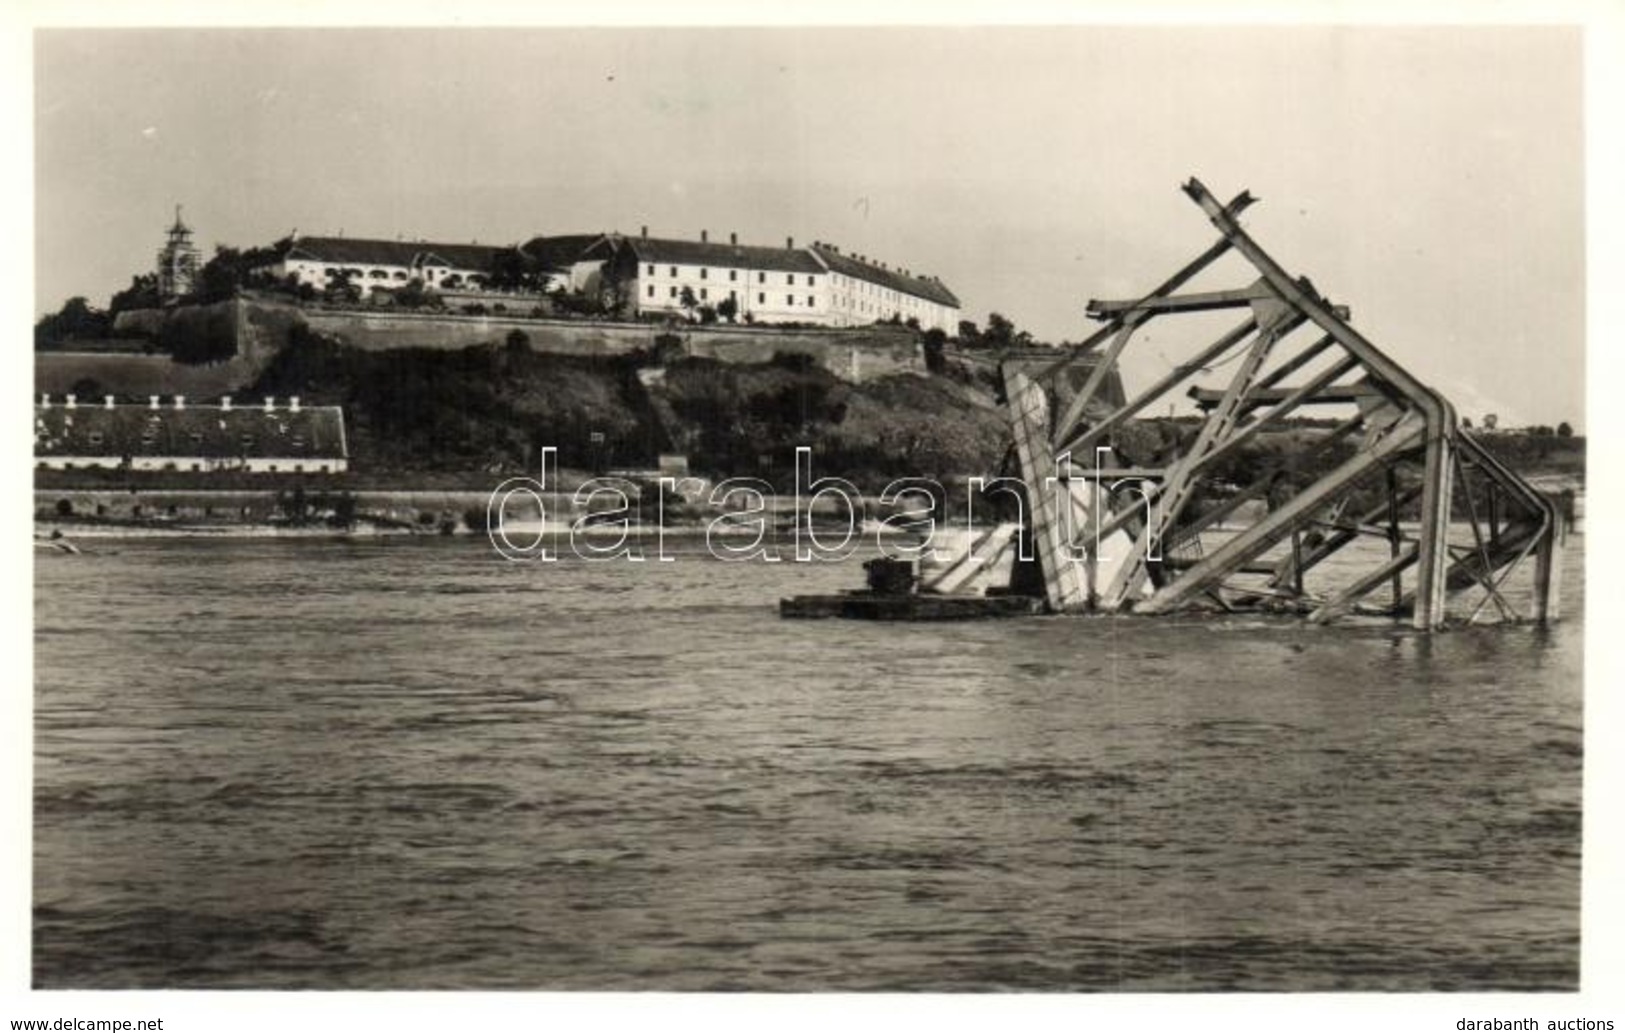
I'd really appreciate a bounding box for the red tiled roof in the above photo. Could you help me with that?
[585,235,826,275]
[281,237,502,272]
[810,245,960,308]
[517,234,612,270]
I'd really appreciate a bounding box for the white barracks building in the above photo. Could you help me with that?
[267,236,501,292]
[582,229,961,332]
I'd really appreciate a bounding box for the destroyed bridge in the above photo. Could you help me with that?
[788,178,1566,630]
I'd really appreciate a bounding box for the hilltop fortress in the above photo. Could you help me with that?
[39,215,970,404]
[33,214,1004,492]
[256,225,961,333]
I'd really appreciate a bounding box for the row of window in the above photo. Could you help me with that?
[645,263,815,287]
[43,461,338,472]
[647,284,818,308]
[78,430,313,450]
[46,461,336,471]
[297,264,480,282]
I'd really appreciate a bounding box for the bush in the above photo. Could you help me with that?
[650,332,686,365]
[922,327,948,374]
[164,310,238,364]
[328,493,357,529]
[769,350,818,373]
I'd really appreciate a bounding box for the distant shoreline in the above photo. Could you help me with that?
[32,519,802,542]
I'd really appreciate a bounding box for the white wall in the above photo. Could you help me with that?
[631,260,831,325]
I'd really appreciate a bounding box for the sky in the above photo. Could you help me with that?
[31,25,1586,427]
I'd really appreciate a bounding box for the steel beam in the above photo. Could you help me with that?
[1100,311,1289,607]
[1006,368,1090,611]
[1181,179,1462,629]
[1056,317,1259,457]
[1086,284,1273,319]
[1137,412,1428,615]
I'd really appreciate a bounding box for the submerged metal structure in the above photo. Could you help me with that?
[784,178,1563,627]
[1000,178,1562,628]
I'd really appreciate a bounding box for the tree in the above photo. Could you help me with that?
[324,267,361,302]
[981,312,1032,350]
[35,296,110,348]
[109,273,162,314]
[197,246,246,300]
[193,239,292,302]
[1557,421,1574,438]
[487,248,549,293]
[717,295,739,323]
[395,277,440,310]
[956,319,982,348]
[697,304,718,325]
[678,286,698,320]
[984,312,1017,350]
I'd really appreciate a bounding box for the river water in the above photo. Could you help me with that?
[33,533,1583,990]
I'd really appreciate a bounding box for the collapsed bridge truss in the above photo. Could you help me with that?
[996,178,1563,629]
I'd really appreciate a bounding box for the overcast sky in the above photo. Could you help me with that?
[32,26,1584,427]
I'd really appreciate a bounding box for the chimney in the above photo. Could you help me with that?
[264,396,275,412]
[65,394,76,409]
[174,395,185,410]
[729,232,737,246]
[220,396,232,412]
[150,396,160,410]
[39,394,49,409]
[640,225,648,238]
[104,395,115,410]
[290,396,302,413]
[786,236,794,250]
[701,230,708,243]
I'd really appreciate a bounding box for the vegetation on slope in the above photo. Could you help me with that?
[243,331,1013,490]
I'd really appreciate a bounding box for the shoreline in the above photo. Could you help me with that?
[32,520,846,542]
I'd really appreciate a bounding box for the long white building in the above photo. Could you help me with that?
[265,236,502,293]
[577,229,961,331]
[247,226,963,331]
